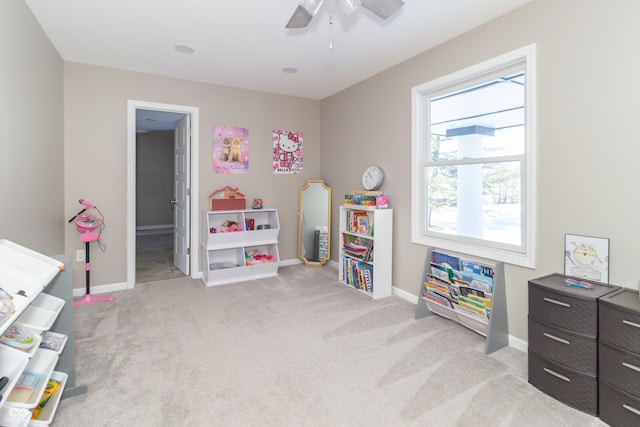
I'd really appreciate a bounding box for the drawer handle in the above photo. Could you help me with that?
[622,362,640,373]
[543,297,570,308]
[543,332,570,345]
[543,367,570,382]
[623,404,640,417]
[623,319,640,329]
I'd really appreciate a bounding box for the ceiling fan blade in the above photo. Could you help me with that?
[285,0,325,29]
[338,0,361,16]
[360,0,404,20]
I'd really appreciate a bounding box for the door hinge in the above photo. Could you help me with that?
[187,127,192,137]
[187,188,191,196]
[187,247,191,255]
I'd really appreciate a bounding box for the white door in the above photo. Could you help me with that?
[173,115,190,274]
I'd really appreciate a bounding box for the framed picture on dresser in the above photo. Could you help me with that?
[564,233,609,284]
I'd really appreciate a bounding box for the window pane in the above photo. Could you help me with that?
[429,71,525,161]
[426,161,521,246]
[430,126,524,162]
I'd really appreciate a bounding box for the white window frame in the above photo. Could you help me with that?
[411,44,537,268]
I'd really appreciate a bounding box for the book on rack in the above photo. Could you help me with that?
[342,235,373,262]
[432,250,494,294]
[355,215,369,234]
[351,190,383,196]
[346,210,372,234]
[422,251,495,320]
[342,258,373,292]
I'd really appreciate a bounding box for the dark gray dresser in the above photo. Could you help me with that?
[528,273,619,416]
[599,288,640,426]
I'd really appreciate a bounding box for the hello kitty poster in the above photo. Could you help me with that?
[212,125,249,174]
[273,130,303,174]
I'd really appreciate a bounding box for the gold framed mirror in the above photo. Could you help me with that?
[298,179,331,267]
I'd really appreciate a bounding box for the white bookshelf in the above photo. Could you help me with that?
[201,209,280,286]
[338,205,393,299]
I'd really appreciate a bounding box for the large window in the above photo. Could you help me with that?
[411,45,536,267]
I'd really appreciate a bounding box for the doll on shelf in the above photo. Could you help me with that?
[245,249,274,265]
[217,220,243,233]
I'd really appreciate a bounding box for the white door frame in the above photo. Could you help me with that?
[126,100,200,288]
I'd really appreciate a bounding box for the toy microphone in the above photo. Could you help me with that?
[79,199,95,209]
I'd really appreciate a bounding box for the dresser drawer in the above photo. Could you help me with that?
[528,316,597,374]
[600,289,640,354]
[529,284,597,336]
[528,351,598,416]
[600,380,640,427]
[528,274,617,336]
[600,342,640,398]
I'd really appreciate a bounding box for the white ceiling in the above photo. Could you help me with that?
[25,0,530,102]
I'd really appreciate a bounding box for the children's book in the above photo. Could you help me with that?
[432,251,461,271]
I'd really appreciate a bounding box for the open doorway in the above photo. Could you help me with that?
[135,109,185,283]
[126,101,200,288]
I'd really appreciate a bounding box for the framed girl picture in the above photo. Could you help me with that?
[564,234,609,284]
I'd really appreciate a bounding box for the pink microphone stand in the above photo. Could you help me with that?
[68,199,115,307]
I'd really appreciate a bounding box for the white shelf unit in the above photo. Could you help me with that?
[414,247,508,354]
[201,209,280,286]
[0,240,69,425]
[338,205,393,299]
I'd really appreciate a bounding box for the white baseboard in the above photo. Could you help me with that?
[136,224,173,230]
[391,284,528,354]
[73,281,128,297]
[393,286,419,304]
[508,335,528,353]
[279,258,303,267]
[136,225,173,235]
[279,258,338,268]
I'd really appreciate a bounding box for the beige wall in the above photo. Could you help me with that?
[64,63,320,289]
[321,0,640,341]
[0,0,64,255]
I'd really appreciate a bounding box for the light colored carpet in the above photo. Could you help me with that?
[136,233,186,284]
[53,265,607,426]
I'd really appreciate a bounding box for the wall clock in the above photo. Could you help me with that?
[362,165,384,191]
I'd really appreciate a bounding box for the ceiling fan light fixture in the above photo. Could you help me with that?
[338,0,361,16]
[286,0,324,29]
[360,0,404,20]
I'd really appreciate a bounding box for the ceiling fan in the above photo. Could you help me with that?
[285,0,405,29]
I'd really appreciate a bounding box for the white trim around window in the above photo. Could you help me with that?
[411,44,537,268]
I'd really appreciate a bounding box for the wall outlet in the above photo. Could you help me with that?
[76,249,85,262]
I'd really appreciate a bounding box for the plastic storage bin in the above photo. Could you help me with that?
[13,294,64,336]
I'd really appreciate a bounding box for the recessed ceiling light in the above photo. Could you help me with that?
[174,45,195,54]
[282,67,298,74]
